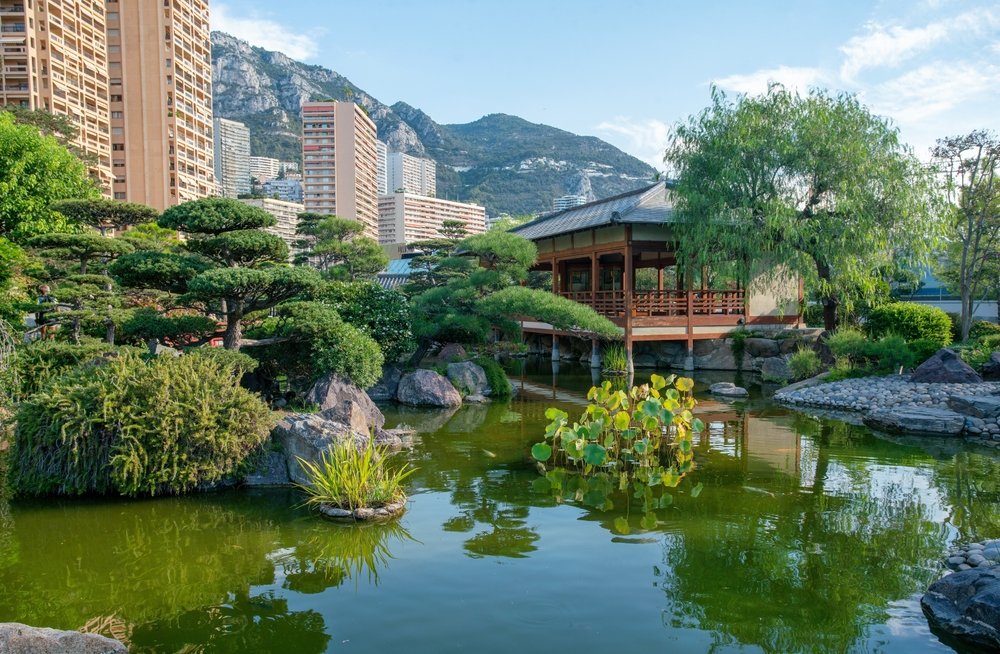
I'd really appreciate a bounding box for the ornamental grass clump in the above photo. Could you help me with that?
[602,343,628,375]
[296,439,414,513]
[531,374,704,530]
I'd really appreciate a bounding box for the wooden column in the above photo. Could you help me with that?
[551,258,559,294]
[590,250,598,306]
[624,226,634,375]
[657,266,664,292]
[684,258,694,370]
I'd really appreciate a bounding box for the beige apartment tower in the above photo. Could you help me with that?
[106,0,214,210]
[302,101,379,240]
[0,0,113,190]
[386,151,436,197]
[378,191,485,246]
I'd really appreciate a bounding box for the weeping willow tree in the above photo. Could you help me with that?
[664,85,941,331]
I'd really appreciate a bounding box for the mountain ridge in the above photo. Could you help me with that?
[211,31,656,215]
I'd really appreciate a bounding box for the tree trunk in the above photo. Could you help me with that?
[960,285,973,342]
[222,298,244,351]
[407,337,431,368]
[815,259,838,332]
[79,257,88,275]
[104,317,115,345]
[71,316,81,345]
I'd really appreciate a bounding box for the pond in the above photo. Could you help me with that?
[2,359,999,653]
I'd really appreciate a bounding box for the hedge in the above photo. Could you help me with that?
[863,302,952,346]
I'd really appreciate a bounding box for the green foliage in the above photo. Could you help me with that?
[459,231,537,278]
[26,232,134,274]
[159,198,276,235]
[532,374,702,523]
[826,329,915,374]
[51,199,158,235]
[296,439,414,512]
[184,347,259,377]
[602,343,628,374]
[864,302,952,346]
[969,320,1000,340]
[476,286,621,339]
[0,238,25,324]
[473,356,512,399]
[12,340,138,401]
[119,309,218,345]
[788,348,822,381]
[184,266,322,313]
[10,353,273,496]
[187,229,289,267]
[908,338,943,365]
[118,222,181,252]
[729,329,750,367]
[109,251,213,293]
[320,281,413,361]
[0,111,100,240]
[665,86,939,331]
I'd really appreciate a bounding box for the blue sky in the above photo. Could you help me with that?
[213,0,1000,169]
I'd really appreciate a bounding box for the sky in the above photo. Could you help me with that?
[212,0,1000,170]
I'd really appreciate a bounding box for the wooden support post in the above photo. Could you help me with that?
[624,226,634,375]
[685,259,695,371]
[552,334,560,362]
[591,251,598,306]
[657,266,664,292]
[590,338,601,369]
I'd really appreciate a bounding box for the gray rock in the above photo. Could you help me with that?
[693,339,751,371]
[949,395,1000,419]
[306,374,384,433]
[397,369,462,408]
[949,556,967,566]
[760,356,792,383]
[243,450,290,486]
[464,394,489,403]
[446,361,489,397]
[910,349,983,384]
[779,338,802,355]
[921,566,1000,650]
[709,382,749,397]
[0,623,127,653]
[273,413,367,485]
[744,337,780,358]
[863,406,966,436]
[368,365,402,402]
[435,343,467,362]
[632,353,658,369]
[982,352,1000,380]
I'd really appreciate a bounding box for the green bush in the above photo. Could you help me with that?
[473,356,512,399]
[868,334,915,372]
[119,308,219,345]
[10,353,273,496]
[185,346,259,376]
[13,340,140,401]
[825,329,868,363]
[825,329,914,373]
[908,338,943,365]
[969,320,1000,340]
[321,281,413,362]
[946,313,962,343]
[802,303,824,328]
[864,302,952,346]
[788,348,822,380]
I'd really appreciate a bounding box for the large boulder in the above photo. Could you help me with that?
[760,356,792,383]
[397,369,462,408]
[863,406,966,436]
[744,337,780,358]
[446,361,489,397]
[306,374,384,433]
[243,451,290,486]
[981,352,1000,381]
[948,395,1000,419]
[693,339,751,371]
[435,343,467,362]
[910,349,983,384]
[0,623,127,653]
[921,566,1000,651]
[368,366,402,402]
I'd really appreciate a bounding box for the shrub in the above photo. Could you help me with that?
[868,334,915,372]
[296,439,414,512]
[825,329,868,364]
[825,330,914,373]
[946,313,962,343]
[969,320,1000,340]
[802,303,824,328]
[321,281,414,362]
[788,348,822,380]
[10,353,273,496]
[13,340,140,401]
[473,356,512,399]
[602,343,628,374]
[119,308,218,346]
[908,338,943,365]
[864,302,952,346]
[185,346,259,377]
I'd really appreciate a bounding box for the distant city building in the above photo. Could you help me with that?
[0,0,114,191]
[387,152,436,197]
[250,156,282,183]
[108,0,215,210]
[376,141,388,195]
[280,161,299,174]
[302,101,379,240]
[260,178,304,204]
[378,192,486,246]
[214,118,251,198]
[553,194,588,212]
[239,197,304,257]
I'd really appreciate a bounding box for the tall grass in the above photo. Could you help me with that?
[296,439,415,511]
[602,343,628,375]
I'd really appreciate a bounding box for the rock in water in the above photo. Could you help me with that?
[948,395,1000,419]
[863,406,966,435]
[306,373,384,433]
[921,566,1000,650]
[397,369,463,408]
[446,361,489,397]
[368,366,402,402]
[0,623,127,653]
[910,349,983,384]
[709,382,749,397]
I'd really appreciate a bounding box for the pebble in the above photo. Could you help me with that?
[941,539,1000,571]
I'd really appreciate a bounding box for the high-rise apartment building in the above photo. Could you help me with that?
[553,194,588,212]
[260,178,303,203]
[214,117,250,198]
[376,141,388,195]
[239,197,304,258]
[386,151,436,197]
[378,191,485,246]
[302,101,379,240]
[0,0,113,190]
[106,0,214,210]
[249,155,280,182]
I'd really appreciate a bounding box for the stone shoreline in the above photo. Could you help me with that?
[774,375,1000,445]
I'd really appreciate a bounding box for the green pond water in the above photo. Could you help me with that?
[2,360,1000,653]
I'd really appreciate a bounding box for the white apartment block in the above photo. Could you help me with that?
[553,194,588,212]
[214,118,251,198]
[378,192,486,246]
[387,151,436,197]
[260,178,303,203]
[249,156,281,182]
[376,141,388,196]
[239,197,304,257]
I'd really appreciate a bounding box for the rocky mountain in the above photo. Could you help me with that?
[211,31,656,216]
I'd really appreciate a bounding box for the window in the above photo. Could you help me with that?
[114,192,126,199]
[111,111,123,119]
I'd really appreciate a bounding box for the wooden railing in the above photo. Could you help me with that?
[560,289,745,318]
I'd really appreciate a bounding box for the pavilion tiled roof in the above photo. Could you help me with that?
[510,181,674,241]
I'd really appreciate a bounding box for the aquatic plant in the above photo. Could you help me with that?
[296,439,414,512]
[531,373,703,527]
[601,343,628,375]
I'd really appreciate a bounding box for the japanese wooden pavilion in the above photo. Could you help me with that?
[509,181,801,369]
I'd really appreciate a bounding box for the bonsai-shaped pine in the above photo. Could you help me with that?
[154,198,321,350]
[50,198,158,236]
[403,218,470,295]
[26,231,134,343]
[294,213,387,281]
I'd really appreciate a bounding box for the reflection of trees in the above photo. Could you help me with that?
[655,419,946,654]
[934,451,1000,541]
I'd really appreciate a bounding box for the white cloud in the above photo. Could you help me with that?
[211,3,319,61]
[871,60,1000,124]
[593,117,672,170]
[713,66,827,96]
[839,8,999,81]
